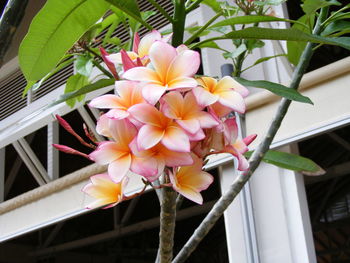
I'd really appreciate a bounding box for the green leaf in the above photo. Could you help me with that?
[50,78,115,107]
[209,15,303,29]
[287,15,314,65]
[243,54,286,72]
[246,39,265,52]
[75,56,93,77]
[19,0,109,82]
[64,74,90,108]
[222,28,350,50]
[196,41,224,50]
[234,77,313,104]
[201,0,222,13]
[245,150,325,175]
[322,20,350,36]
[128,10,156,35]
[102,15,122,45]
[223,44,247,59]
[302,0,341,15]
[105,0,152,30]
[22,56,74,96]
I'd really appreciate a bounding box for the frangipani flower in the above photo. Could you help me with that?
[222,118,257,171]
[123,41,200,104]
[82,174,128,209]
[106,30,171,68]
[169,155,213,204]
[89,119,137,182]
[160,91,219,134]
[193,76,249,113]
[130,139,193,182]
[89,81,145,120]
[129,103,190,152]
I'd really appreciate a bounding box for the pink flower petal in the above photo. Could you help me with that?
[121,49,137,71]
[130,156,159,179]
[138,30,162,58]
[197,111,219,128]
[218,91,246,113]
[192,86,219,107]
[168,77,198,90]
[176,119,200,134]
[160,91,184,119]
[142,83,166,105]
[89,142,124,164]
[243,134,257,146]
[138,124,164,150]
[218,76,249,97]
[106,109,129,119]
[167,49,200,79]
[128,103,162,126]
[108,154,132,182]
[162,126,190,152]
[89,94,122,109]
[133,32,140,53]
[187,128,205,141]
[123,66,161,83]
[108,119,137,147]
[149,41,177,80]
[162,149,193,167]
[96,114,111,137]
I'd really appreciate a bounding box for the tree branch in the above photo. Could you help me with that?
[159,186,177,263]
[172,7,329,263]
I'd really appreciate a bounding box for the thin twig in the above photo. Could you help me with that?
[172,7,329,263]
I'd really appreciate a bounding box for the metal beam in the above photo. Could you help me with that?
[18,138,50,183]
[77,106,104,142]
[47,121,59,180]
[41,222,64,248]
[306,161,350,184]
[31,200,215,257]
[12,141,46,186]
[121,196,139,225]
[4,134,35,197]
[312,178,338,223]
[328,133,350,152]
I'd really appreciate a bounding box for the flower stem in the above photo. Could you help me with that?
[172,7,329,263]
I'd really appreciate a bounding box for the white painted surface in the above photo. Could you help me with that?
[219,163,248,263]
[249,146,316,263]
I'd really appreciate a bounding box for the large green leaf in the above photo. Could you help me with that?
[105,0,152,30]
[192,27,350,50]
[209,15,303,29]
[23,56,74,96]
[227,28,350,49]
[322,20,350,36]
[234,77,313,104]
[64,74,90,108]
[245,150,325,175]
[19,0,109,82]
[302,0,341,15]
[49,78,115,107]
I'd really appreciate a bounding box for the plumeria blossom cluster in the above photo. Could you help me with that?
[55,30,256,209]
